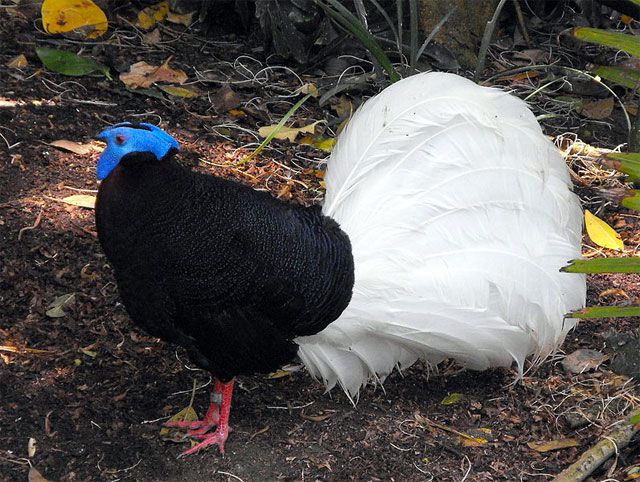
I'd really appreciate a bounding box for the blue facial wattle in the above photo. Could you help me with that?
[96,123,180,180]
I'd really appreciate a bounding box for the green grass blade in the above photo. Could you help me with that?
[568,305,640,318]
[594,65,640,89]
[573,27,640,58]
[239,93,312,165]
[562,257,640,273]
[316,0,400,82]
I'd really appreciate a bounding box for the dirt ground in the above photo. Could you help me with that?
[1,5,639,482]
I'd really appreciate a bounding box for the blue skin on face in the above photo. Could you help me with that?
[96,123,180,180]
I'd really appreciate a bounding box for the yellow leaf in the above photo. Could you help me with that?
[136,0,169,30]
[527,438,578,452]
[119,58,188,89]
[585,210,624,250]
[160,405,198,437]
[41,0,108,39]
[266,369,293,379]
[166,10,195,27]
[158,84,200,98]
[228,109,247,118]
[258,120,322,142]
[6,54,28,69]
[61,194,96,209]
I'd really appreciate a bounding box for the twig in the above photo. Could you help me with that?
[552,414,639,482]
[18,210,43,241]
[512,0,531,46]
[475,0,509,82]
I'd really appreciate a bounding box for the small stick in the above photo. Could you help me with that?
[552,414,639,482]
[18,210,43,241]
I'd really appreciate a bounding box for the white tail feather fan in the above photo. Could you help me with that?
[295,72,586,400]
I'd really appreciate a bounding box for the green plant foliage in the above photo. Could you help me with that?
[36,47,111,79]
[562,258,640,273]
[573,27,640,58]
[621,190,640,210]
[604,152,640,182]
[594,65,640,90]
[569,306,640,318]
[315,0,400,82]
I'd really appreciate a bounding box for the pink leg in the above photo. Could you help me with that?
[165,379,223,435]
[178,379,234,457]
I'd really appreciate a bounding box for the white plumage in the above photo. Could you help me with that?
[295,72,586,398]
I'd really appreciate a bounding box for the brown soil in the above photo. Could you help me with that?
[1,7,639,482]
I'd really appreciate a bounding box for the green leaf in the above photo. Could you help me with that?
[36,47,111,79]
[631,411,640,425]
[594,65,640,90]
[621,190,640,211]
[561,258,640,273]
[569,305,640,318]
[603,152,640,182]
[573,27,640,58]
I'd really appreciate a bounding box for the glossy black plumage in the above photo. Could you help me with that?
[96,150,355,381]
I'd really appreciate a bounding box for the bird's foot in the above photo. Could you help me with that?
[164,417,219,437]
[177,427,229,457]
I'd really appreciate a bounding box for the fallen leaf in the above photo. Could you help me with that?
[166,10,195,27]
[527,438,578,452]
[6,54,28,68]
[160,405,198,440]
[598,288,629,300]
[61,194,96,209]
[28,437,36,457]
[36,47,110,78]
[562,349,608,374]
[212,84,240,112]
[142,28,161,45]
[301,412,332,422]
[28,467,51,482]
[79,347,98,358]
[267,369,293,379]
[158,84,200,98]
[258,120,322,143]
[228,109,247,118]
[136,0,169,30]
[119,58,188,89]
[331,96,353,119]
[585,210,624,250]
[41,0,108,39]
[578,97,615,120]
[45,293,75,318]
[298,135,336,152]
[440,392,464,405]
[297,83,319,97]
[49,139,92,155]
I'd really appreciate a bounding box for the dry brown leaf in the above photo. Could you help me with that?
[28,467,51,482]
[578,97,615,120]
[212,84,240,112]
[527,438,578,452]
[258,120,322,143]
[562,349,607,374]
[142,28,161,45]
[301,412,332,422]
[49,139,92,155]
[6,54,28,68]
[119,58,188,89]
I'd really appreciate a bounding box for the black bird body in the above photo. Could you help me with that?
[96,152,355,381]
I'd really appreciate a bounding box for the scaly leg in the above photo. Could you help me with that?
[165,379,223,436]
[178,379,234,456]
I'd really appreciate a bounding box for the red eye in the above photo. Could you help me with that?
[115,134,126,144]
